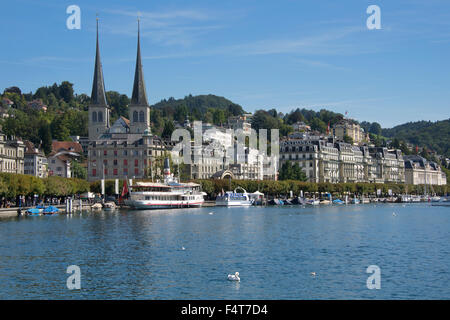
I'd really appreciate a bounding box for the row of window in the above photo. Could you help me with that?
[92,168,140,176]
[93,159,144,166]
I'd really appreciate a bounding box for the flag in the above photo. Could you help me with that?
[121,179,129,198]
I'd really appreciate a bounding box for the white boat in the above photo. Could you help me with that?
[306,199,320,205]
[411,195,421,203]
[215,187,254,207]
[431,196,441,202]
[91,203,102,210]
[103,201,116,211]
[124,159,205,210]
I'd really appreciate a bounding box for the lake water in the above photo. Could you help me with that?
[0,203,449,299]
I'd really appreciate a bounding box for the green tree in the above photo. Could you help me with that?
[71,160,87,179]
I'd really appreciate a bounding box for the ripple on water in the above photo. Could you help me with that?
[0,204,449,299]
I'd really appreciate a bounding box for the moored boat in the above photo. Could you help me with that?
[306,199,320,205]
[124,159,205,210]
[216,187,254,207]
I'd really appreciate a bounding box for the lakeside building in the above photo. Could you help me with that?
[292,121,311,132]
[404,155,447,185]
[70,136,89,156]
[279,134,405,183]
[47,141,83,178]
[24,141,48,178]
[87,20,166,182]
[170,119,277,181]
[332,119,369,145]
[0,132,25,174]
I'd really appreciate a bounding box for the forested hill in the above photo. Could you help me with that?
[0,81,449,160]
[381,119,450,157]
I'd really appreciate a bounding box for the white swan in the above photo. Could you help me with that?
[181,246,186,250]
[392,212,397,216]
[208,212,214,215]
[310,272,317,277]
[228,272,240,281]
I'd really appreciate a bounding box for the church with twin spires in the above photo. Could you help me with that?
[87,19,166,182]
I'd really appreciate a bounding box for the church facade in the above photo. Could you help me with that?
[87,20,166,182]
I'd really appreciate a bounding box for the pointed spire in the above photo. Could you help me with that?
[91,17,108,106]
[131,18,149,106]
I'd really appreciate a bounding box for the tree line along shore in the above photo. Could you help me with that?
[0,173,446,205]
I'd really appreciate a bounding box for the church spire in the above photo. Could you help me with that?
[131,18,149,106]
[91,18,108,106]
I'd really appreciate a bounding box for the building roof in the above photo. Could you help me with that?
[90,19,108,107]
[24,140,45,156]
[120,116,130,127]
[52,141,83,154]
[130,20,149,106]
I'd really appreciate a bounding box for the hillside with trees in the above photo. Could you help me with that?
[381,119,450,157]
[1,82,448,162]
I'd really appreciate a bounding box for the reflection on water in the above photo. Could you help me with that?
[0,203,449,299]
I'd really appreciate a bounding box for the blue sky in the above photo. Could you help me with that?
[0,0,449,128]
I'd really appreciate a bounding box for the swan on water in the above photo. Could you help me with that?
[181,246,186,250]
[392,212,397,216]
[310,272,317,277]
[228,272,240,281]
[208,212,214,215]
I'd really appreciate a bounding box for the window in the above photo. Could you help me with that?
[113,160,117,166]
[103,160,107,165]
[124,159,128,166]
[104,150,107,156]
[139,111,144,122]
[92,169,97,176]
[134,159,138,167]
[104,168,108,175]
[98,111,103,122]
[133,111,138,122]
[134,168,139,175]
[92,111,97,122]
[123,168,128,174]
[114,150,117,156]
[113,169,118,175]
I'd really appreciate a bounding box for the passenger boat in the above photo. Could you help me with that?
[351,198,360,204]
[216,187,254,207]
[124,159,205,210]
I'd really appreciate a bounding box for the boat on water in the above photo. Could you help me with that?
[360,198,370,204]
[411,195,421,203]
[332,199,345,205]
[103,201,117,211]
[216,187,254,207]
[268,198,284,206]
[124,159,205,210]
[351,198,360,204]
[306,199,320,205]
[319,200,331,205]
[430,196,441,202]
[91,203,102,210]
